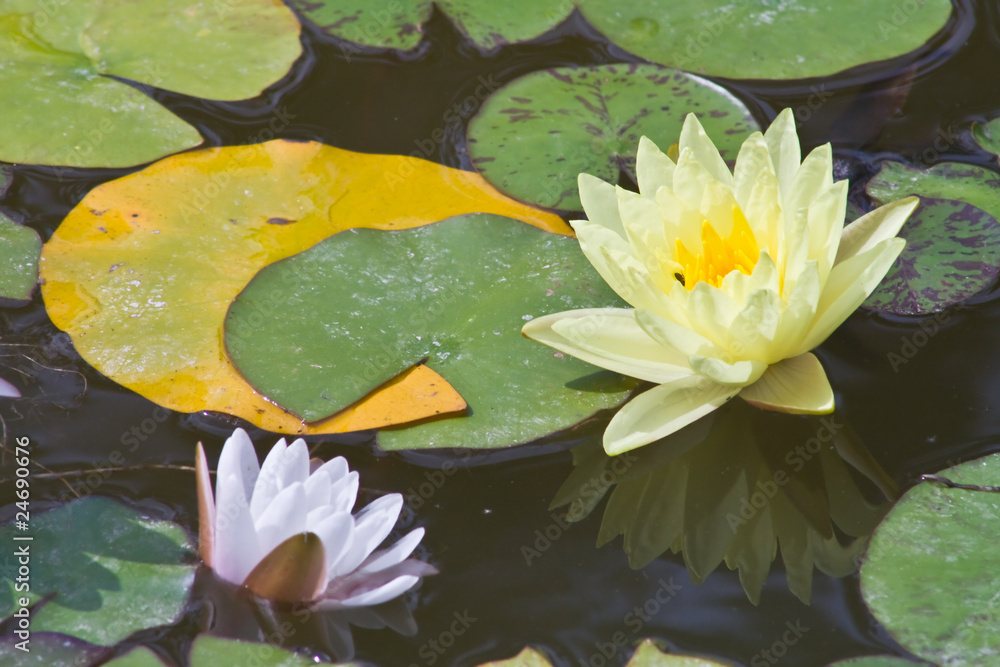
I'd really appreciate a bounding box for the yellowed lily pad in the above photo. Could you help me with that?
[40,140,567,435]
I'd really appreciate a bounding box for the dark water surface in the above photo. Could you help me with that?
[3,1,1000,665]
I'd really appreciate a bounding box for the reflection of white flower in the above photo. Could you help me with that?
[524,109,917,456]
[196,428,436,609]
[0,376,20,398]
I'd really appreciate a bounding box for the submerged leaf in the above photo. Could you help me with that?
[0,214,41,306]
[41,140,566,436]
[468,64,757,210]
[0,497,195,646]
[861,453,1000,665]
[225,214,636,449]
[863,198,1000,314]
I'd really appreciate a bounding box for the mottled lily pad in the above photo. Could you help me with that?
[579,0,953,80]
[40,140,565,436]
[0,0,301,167]
[0,214,41,307]
[224,214,637,450]
[861,453,1000,665]
[0,497,196,646]
[867,161,1000,221]
[476,641,731,666]
[289,0,572,52]
[863,198,1000,314]
[467,64,757,210]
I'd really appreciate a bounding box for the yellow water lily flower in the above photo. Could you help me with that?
[523,109,917,456]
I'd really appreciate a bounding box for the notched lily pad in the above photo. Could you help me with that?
[861,453,1000,665]
[289,0,573,52]
[579,0,953,80]
[40,140,565,436]
[224,213,637,450]
[0,497,196,646]
[0,0,302,167]
[863,197,1000,314]
[467,63,758,211]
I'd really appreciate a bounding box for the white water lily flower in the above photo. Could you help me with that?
[196,428,436,609]
[523,109,917,456]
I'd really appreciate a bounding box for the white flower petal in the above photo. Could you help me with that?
[636,136,676,195]
[249,437,288,521]
[329,470,360,514]
[332,494,403,578]
[254,482,308,565]
[311,511,355,576]
[338,575,420,608]
[304,470,334,513]
[740,353,834,414]
[195,443,216,567]
[217,428,259,508]
[358,527,426,574]
[281,438,311,486]
[213,471,261,585]
[522,308,691,383]
[604,377,740,455]
[578,172,626,237]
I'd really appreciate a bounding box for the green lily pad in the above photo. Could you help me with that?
[467,63,758,211]
[224,213,636,450]
[103,647,171,667]
[0,497,196,646]
[826,658,930,667]
[188,636,361,667]
[972,117,1000,158]
[0,633,106,667]
[288,0,572,52]
[579,0,952,80]
[0,213,42,307]
[867,161,1000,221]
[862,198,1000,314]
[476,642,731,666]
[860,453,1000,664]
[0,0,301,167]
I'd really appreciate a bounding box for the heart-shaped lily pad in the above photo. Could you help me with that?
[0,0,301,167]
[40,140,566,436]
[862,197,1000,314]
[467,64,758,211]
[579,0,952,80]
[224,214,637,450]
[0,214,41,307]
[289,0,572,52]
[861,453,1000,665]
[0,497,196,646]
[867,161,1000,220]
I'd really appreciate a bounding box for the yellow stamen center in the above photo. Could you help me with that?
[674,206,759,289]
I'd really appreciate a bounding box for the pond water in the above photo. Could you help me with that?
[3,1,1000,665]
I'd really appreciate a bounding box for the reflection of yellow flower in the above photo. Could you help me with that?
[524,109,917,455]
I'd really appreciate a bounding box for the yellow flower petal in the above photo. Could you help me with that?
[763,108,800,196]
[799,237,905,353]
[679,113,735,190]
[522,308,691,383]
[690,355,767,385]
[604,377,739,455]
[578,172,627,238]
[836,196,919,264]
[636,136,676,196]
[740,352,834,414]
